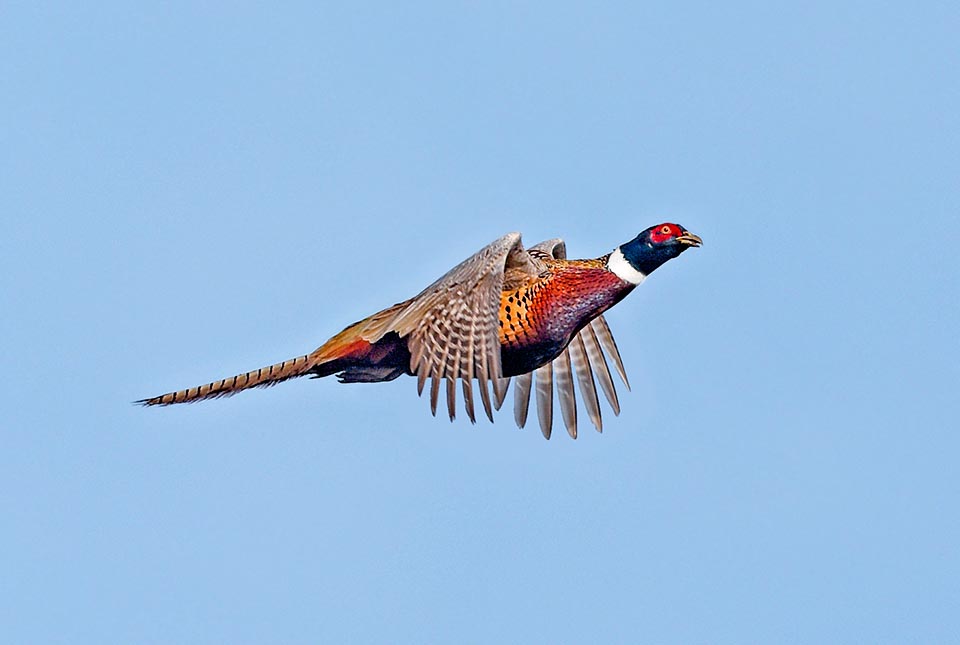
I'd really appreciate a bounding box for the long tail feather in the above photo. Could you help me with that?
[137,354,315,406]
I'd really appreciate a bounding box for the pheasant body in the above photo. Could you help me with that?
[498,258,632,377]
[140,223,701,439]
[298,259,632,383]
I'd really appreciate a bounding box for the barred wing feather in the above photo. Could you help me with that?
[364,233,544,423]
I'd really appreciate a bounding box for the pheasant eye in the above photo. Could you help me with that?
[661,225,672,235]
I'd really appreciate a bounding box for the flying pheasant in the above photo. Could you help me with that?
[140,223,702,438]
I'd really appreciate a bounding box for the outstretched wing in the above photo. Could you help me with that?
[510,238,631,439]
[360,232,545,423]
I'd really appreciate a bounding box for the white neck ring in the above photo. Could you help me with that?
[607,248,647,285]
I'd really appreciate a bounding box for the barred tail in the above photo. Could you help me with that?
[138,354,315,406]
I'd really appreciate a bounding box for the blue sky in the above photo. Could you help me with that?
[2,2,958,643]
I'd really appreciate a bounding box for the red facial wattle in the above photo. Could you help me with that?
[649,223,682,244]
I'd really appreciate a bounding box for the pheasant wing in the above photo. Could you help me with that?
[374,233,544,422]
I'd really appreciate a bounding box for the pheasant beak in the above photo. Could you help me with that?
[676,231,703,247]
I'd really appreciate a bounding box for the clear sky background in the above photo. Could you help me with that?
[2,2,958,643]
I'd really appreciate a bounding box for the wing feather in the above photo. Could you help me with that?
[592,314,631,390]
[513,372,533,428]
[583,321,620,415]
[493,377,509,411]
[376,233,543,421]
[555,347,578,439]
[570,332,603,432]
[535,362,554,440]
[462,377,476,423]
[445,377,457,421]
[476,330,495,422]
[429,373,441,416]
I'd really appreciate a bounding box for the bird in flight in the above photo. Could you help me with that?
[140,223,702,439]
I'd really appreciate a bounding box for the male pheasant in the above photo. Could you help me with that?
[140,223,702,438]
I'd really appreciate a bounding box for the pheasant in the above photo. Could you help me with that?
[140,223,702,438]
